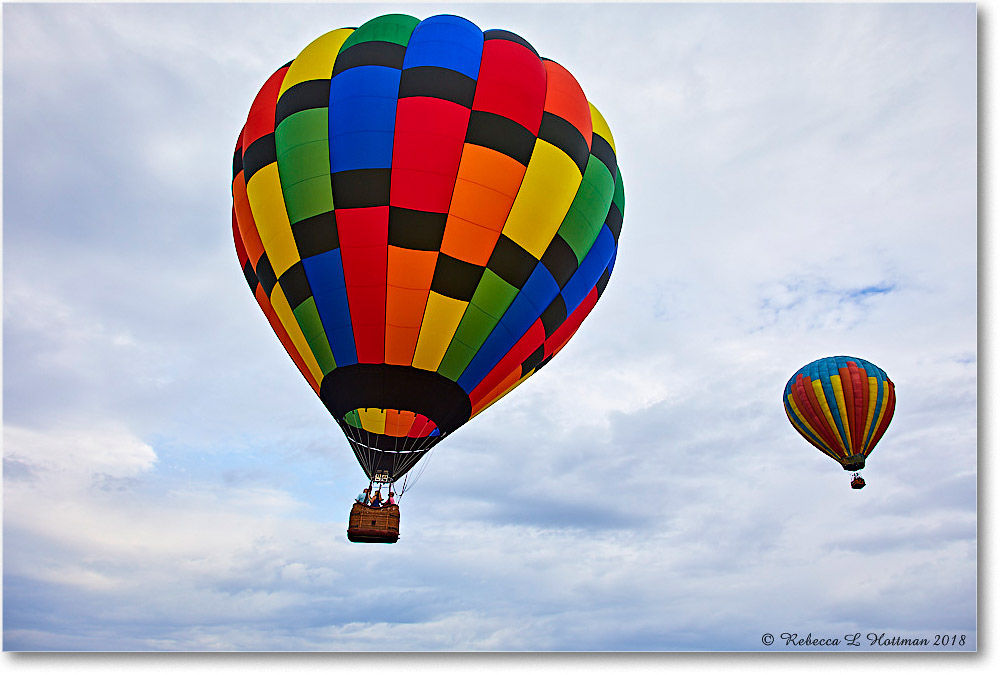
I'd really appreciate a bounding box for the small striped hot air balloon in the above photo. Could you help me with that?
[231,14,624,540]
[783,356,895,489]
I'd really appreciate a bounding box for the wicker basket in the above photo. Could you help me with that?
[347,503,400,543]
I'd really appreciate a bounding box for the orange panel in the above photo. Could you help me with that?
[232,173,266,265]
[447,145,526,231]
[440,216,504,266]
[385,322,422,366]
[386,286,431,327]
[384,409,416,437]
[386,247,437,289]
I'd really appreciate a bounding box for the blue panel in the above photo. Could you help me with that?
[328,66,401,172]
[561,226,615,315]
[329,130,395,172]
[303,250,358,366]
[404,15,484,79]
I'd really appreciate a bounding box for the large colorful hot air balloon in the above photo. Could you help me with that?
[231,13,624,535]
[783,356,895,489]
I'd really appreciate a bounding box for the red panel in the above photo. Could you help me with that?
[337,206,390,248]
[242,65,289,147]
[391,98,470,212]
[856,363,871,450]
[337,207,388,363]
[473,38,546,134]
[542,60,593,148]
[838,365,857,451]
[845,362,865,450]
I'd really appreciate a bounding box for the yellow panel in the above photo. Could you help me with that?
[589,102,616,154]
[358,408,387,435]
[862,376,879,442]
[502,140,582,259]
[246,163,299,276]
[269,285,323,385]
[278,28,354,97]
[412,292,468,371]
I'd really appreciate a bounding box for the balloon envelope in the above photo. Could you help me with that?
[231,14,624,482]
[783,356,895,470]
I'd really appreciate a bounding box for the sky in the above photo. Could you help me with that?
[0,0,984,667]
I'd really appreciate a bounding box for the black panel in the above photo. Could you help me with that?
[399,66,476,108]
[430,253,486,302]
[275,79,332,127]
[255,253,278,298]
[487,235,537,290]
[540,234,579,288]
[538,112,590,176]
[278,261,312,310]
[332,169,391,209]
[292,211,339,258]
[539,294,568,337]
[332,41,406,76]
[242,133,277,182]
[595,267,612,298]
[388,207,447,251]
[484,29,539,57]
[242,259,259,293]
[520,344,545,374]
[605,201,623,243]
[320,364,473,434]
[590,133,617,177]
[465,111,536,166]
[233,141,244,180]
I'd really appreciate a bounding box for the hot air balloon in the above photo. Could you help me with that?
[783,356,895,489]
[231,14,624,541]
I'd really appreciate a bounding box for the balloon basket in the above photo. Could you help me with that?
[347,502,400,543]
[850,475,866,490]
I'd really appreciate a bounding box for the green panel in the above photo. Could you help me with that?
[292,298,337,373]
[340,14,420,51]
[293,297,326,342]
[275,108,329,153]
[278,140,331,186]
[307,334,337,374]
[437,338,478,382]
[345,410,362,428]
[276,108,333,225]
[470,270,518,320]
[558,155,616,263]
[454,303,497,345]
[282,175,335,224]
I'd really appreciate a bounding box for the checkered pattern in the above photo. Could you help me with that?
[231,14,624,481]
